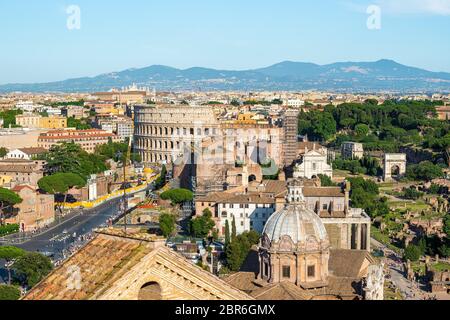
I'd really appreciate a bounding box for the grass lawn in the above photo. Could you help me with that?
[387,200,429,212]
[371,226,403,254]
[432,262,450,272]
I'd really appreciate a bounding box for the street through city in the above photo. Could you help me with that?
[0,184,153,284]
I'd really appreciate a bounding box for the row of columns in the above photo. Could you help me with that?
[135,125,217,137]
[348,223,371,251]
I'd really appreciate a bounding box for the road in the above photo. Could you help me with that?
[0,185,153,284]
[371,238,434,300]
[18,199,121,253]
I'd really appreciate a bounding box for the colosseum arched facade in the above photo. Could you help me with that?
[134,104,284,167]
[134,105,221,164]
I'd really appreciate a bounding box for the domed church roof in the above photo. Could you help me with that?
[263,203,328,244]
[262,179,329,246]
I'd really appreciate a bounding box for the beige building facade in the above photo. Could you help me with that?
[38,129,121,153]
[5,185,55,232]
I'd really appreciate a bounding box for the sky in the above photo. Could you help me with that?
[0,0,449,84]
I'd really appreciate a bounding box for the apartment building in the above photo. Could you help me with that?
[0,159,45,188]
[5,185,55,232]
[16,114,67,129]
[37,129,121,153]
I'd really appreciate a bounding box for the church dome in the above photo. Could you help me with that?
[263,203,329,245]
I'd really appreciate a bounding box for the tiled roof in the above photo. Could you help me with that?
[23,229,252,301]
[24,234,146,300]
[329,249,374,278]
[0,164,36,173]
[251,281,317,300]
[18,147,48,155]
[303,187,345,197]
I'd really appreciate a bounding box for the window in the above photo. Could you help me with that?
[312,163,317,170]
[282,266,291,278]
[322,204,328,210]
[221,211,227,218]
[307,265,315,278]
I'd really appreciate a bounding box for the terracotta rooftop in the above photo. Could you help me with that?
[0,164,37,173]
[17,147,48,155]
[303,187,345,198]
[329,249,375,278]
[23,228,252,301]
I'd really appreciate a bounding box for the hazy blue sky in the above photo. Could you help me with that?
[0,0,449,84]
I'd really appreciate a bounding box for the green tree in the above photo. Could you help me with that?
[406,161,444,181]
[189,208,215,239]
[245,230,261,246]
[0,109,23,128]
[154,165,167,190]
[318,174,336,187]
[355,124,370,137]
[224,220,231,249]
[0,246,26,284]
[225,240,243,272]
[403,187,424,200]
[67,117,92,130]
[160,189,194,205]
[0,147,7,158]
[159,213,177,237]
[230,99,240,107]
[12,252,53,288]
[231,216,237,241]
[404,244,422,262]
[225,231,260,272]
[0,285,21,300]
[444,215,450,236]
[41,142,108,180]
[0,224,19,236]
[0,188,23,226]
[38,173,85,212]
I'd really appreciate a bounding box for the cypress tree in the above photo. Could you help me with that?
[225,220,230,248]
[231,216,237,240]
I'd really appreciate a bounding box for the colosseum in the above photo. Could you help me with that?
[134,104,284,165]
[134,104,287,193]
[134,105,221,164]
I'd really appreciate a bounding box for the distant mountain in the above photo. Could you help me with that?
[1,59,450,93]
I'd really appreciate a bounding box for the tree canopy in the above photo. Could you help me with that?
[12,252,53,288]
[226,230,260,272]
[189,208,215,239]
[348,177,389,218]
[0,147,7,158]
[159,213,177,237]
[406,161,444,181]
[299,100,449,162]
[0,188,22,209]
[0,109,23,128]
[38,173,86,195]
[40,142,109,180]
[0,246,26,261]
[160,189,194,205]
[0,188,22,225]
[0,285,21,300]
